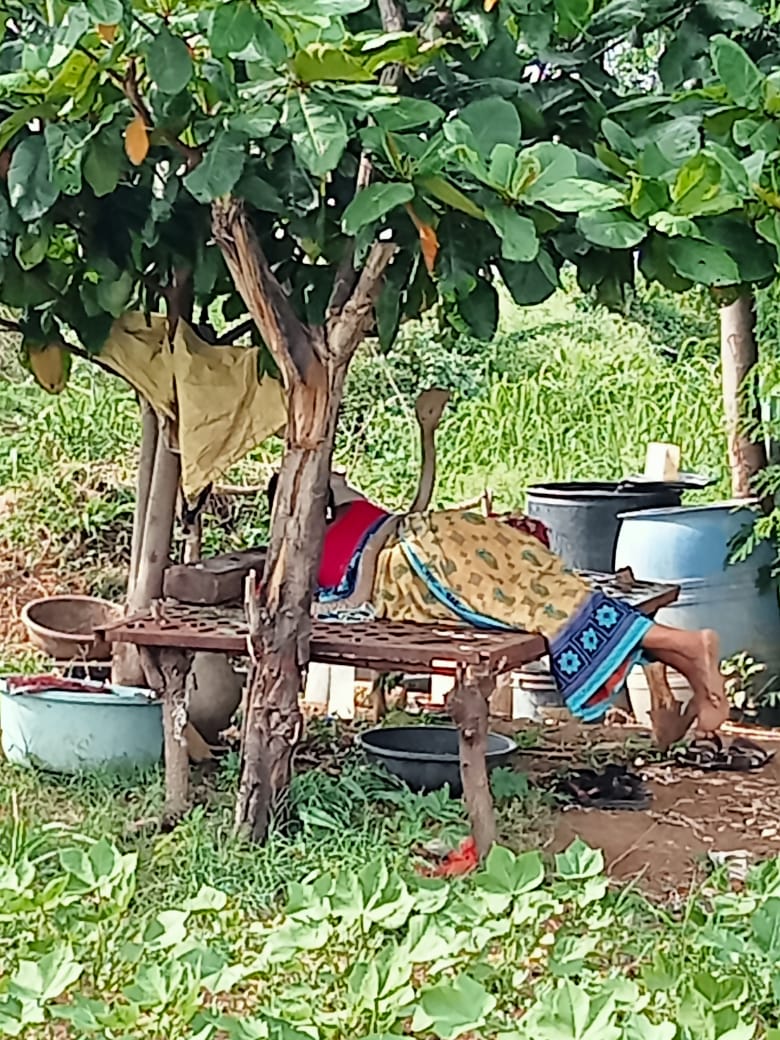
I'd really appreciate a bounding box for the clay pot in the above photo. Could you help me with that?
[21,595,122,661]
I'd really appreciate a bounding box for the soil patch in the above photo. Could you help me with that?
[498,717,780,902]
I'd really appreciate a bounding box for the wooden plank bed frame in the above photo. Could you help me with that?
[97,572,679,829]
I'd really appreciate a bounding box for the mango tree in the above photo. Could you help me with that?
[1,0,780,850]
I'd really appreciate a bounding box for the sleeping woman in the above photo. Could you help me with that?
[266,470,729,746]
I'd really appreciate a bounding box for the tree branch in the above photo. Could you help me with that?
[123,60,202,171]
[327,241,397,361]
[216,318,255,345]
[211,197,318,386]
[328,0,406,319]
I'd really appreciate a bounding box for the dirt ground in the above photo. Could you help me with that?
[497,716,780,901]
[0,549,83,658]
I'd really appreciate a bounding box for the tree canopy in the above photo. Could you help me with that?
[1,0,779,370]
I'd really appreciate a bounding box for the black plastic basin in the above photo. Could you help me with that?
[357,725,517,796]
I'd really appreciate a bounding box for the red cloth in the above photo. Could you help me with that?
[318,500,389,589]
[493,512,550,548]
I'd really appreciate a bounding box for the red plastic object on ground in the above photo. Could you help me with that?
[417,837,479,877]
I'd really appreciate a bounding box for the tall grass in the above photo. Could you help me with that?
[338,291,727,507]
[0,283,728,594]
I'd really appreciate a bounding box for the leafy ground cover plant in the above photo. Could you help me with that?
[0,805,779,1040]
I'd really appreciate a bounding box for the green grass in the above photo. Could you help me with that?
[0,288,778,1038]
[0,751,778,1039]
[0,281,727,659]
[0,737,550,913]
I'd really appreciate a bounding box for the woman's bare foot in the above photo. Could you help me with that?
[641,624,730,741]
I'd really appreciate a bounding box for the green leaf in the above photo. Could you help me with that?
[711,35,764,109]
[0,103,53,152]
[764,72,780,116]
[456,277,498,341]
[146,28,193,96]
[373,96,444,131]
[486,205,539,262]
[84,127,124,197]
[458,97,522,157]
[85,0,123,24]
[757,213,780,251]
[601,117,638,159]
[412,975,496,1039]
[292,44,373,83]
[650,212,697,237]
[229,106,279,138]
[0,196,11,259]
[555,839,604,880]
[418,176,484,219]
[530,982,620,1040]
[555,0,594,38]
[96,270,133,318]
[751,897,780,954]
[10,945,83,1003]
[479,845,545,894]
[666,238,740,287]
[623,1013,676,1040]
[639,117,701,177]
[43,124,84,195]
[577,210,646,249]
[499,252,558,305]
[285,92,347,177]
[704,0,762,29]
[488,143,518,191]
[210,2,261,58]
[341,182,414,234]
[534,178,623,213]
[184,133,246,203]
[7,136,59,221]
[670,154,722,216]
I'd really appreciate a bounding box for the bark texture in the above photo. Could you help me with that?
[112,400,161,687]
[721,295,767,499]
[449,666,497,860]
[213,198,394,840]
[141,645,193,818]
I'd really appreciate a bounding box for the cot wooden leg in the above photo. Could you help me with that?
[450,663,496,860]
[140,646,194,819]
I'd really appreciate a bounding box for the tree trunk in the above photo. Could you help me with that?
[450,667,497,860]
[112,399,159,687]
[236,370,346,841]
[721,294,767,499]
[211,197,395,843]
[130,420,181,610]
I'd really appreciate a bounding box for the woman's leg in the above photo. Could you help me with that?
[640,624,729,734]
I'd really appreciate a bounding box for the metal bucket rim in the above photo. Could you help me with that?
[528,481,681,501]
[617,498,760,521]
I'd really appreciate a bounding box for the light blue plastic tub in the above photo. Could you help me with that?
[0,681,163,773]
[615,501,780,685]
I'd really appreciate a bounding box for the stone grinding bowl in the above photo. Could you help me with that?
[21,595,122,661]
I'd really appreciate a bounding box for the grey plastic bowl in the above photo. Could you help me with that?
[357,725,517,796]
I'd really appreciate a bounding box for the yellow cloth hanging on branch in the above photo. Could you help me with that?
[99,312,287,498]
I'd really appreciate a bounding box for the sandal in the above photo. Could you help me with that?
[721,737,775,772]
[553,764,651,811]
[673,735,723,770]
[674,735,774,772]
